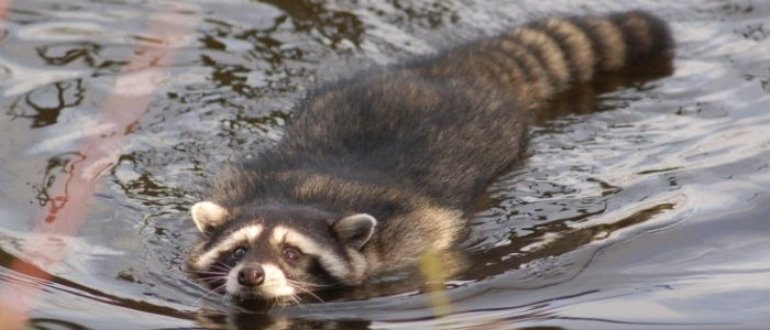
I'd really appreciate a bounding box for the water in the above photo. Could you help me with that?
[0,0,769,329]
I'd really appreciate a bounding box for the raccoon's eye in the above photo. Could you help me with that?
[230,246,247,261]
[283,246,301,263]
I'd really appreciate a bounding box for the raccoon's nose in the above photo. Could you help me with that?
[238,266,265,287]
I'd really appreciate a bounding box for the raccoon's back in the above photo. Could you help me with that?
[254,10,673,210]
[278,70,528,208]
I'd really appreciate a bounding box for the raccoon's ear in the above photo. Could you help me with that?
[191,201,230,233]
[333,213,377,250]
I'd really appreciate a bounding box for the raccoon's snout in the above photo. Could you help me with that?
[238,266,265,287]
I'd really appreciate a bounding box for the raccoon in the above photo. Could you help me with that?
[186,10,673,302]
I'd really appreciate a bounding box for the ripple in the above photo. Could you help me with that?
[1,0,770,329]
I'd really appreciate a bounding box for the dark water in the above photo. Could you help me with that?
[0,0,769,329]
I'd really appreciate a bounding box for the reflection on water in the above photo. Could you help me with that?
[6,79,84,128]
[1,0,770,329]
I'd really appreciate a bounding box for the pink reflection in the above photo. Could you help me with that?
[0,3,196,329]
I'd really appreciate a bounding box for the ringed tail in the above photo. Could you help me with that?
[425,10,674,105]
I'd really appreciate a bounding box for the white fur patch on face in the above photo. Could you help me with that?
[260,263,295,298]
[270,226,352,281]
[194,224,263,270]
[225,263,242,296]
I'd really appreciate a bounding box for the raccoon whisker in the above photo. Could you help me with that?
[289,294,303,306]
[213,261,231,269]
[198,275,227,283]
[208,281,228,294]
[222,291,234,306]
[196,274,228,280]
[278,292,303,307]
[200,287,225,303]
[195,282,228,306]
[199,280,227,289]
[285,279,333,288]
[287,282,326,304]
[195,270,230,276]
[199,278,227,285]
[276,295,294,306]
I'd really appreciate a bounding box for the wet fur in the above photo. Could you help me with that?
[188,10,673,299]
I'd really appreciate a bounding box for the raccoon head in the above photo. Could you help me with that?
[186,201,377,302]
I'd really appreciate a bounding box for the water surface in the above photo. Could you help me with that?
[0,0,769,329]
